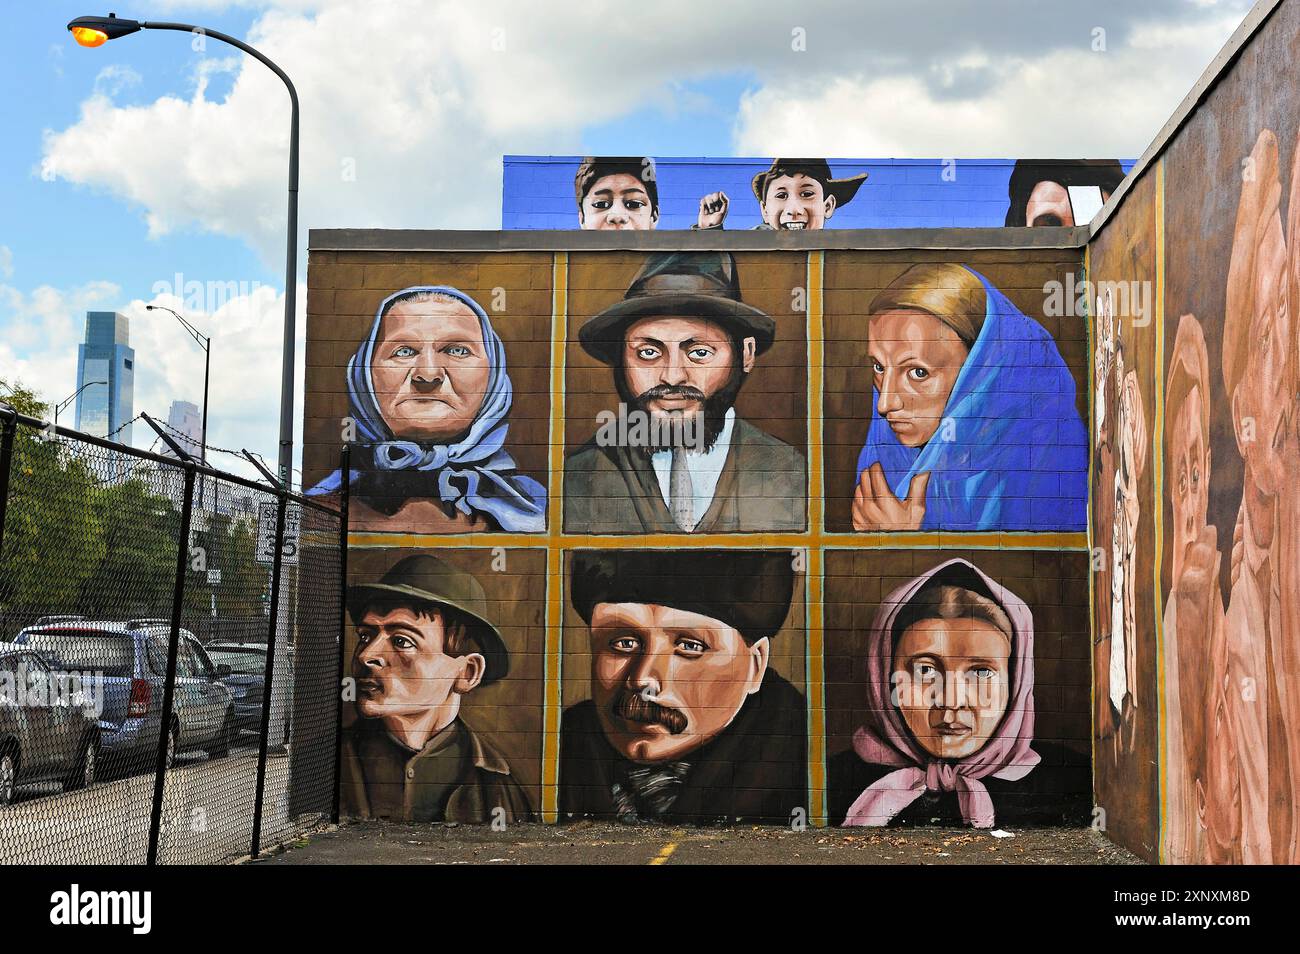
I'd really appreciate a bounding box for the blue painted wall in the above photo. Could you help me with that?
[502,156,1135,230]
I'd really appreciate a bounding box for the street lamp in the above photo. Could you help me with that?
[146,304,210,469]
[69,12,299,487]
[54,380,107,430]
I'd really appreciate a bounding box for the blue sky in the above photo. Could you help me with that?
[0,0,1253,483]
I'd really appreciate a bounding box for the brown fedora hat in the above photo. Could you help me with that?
[751,158,868,207]
[347,554,509,684]
[578,252,775,366]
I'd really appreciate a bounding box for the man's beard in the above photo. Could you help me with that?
[612,688,689,735]
[614,358,747,455]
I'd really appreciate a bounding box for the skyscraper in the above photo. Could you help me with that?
[75,311,134,442]
[165,399,202,458]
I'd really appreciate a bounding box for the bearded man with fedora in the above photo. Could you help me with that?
[559,549,807,824]
[563,251,806,533]
[695,157,868,230]
[340,553,535,823]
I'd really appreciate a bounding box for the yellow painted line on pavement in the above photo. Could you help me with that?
[649,842,678,865]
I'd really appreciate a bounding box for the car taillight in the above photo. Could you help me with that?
[128,679,151,717]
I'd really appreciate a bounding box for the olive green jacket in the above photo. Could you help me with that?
[340,716,535,824]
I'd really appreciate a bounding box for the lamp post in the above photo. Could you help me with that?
[54,380,107,430]
[69,12,299,488]
[146,304,210,468]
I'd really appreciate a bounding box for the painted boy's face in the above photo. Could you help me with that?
[761,173,834,230]
[588,602,769,764]
[869,308,971,446]
[891,617,1012,759]
[1170,384,1210,582]
[580,173,657,230]
[371,299,490,442]
[352,607,478,719]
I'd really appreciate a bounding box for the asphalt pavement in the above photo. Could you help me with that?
[253,819,1141,865]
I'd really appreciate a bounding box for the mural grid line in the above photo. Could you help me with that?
[1152,160,1168,863]
[807,250,827,826]
[541,251,569,822]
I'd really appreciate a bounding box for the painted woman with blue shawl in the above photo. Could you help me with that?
[852,263,1087,532]
[308,286,546,532]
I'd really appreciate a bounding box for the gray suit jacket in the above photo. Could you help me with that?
[563,417,806,533]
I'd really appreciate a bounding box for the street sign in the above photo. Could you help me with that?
[255,501,300,566]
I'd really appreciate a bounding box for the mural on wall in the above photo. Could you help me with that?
[563,252,807,533]
[825,550,1091,828]
[306,284,547,532]
[574,157,660,231]
[505,156,1135,230]
[1004,159,1126,228]
[1088,168,1158,860]
[823,258,1088,532]
[695,158,869,231]
[1154,0,1300,865]
[560,548,807,824]
[1163,120,1300,866]
[339,550,543,823]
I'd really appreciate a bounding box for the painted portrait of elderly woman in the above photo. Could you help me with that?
[851,264,1087,532]
[307,285,546,532]
[830,558,1080,829]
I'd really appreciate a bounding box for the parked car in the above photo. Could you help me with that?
[206,642,296,740]
[0,644,100,806]
[206,642,267,735]
[12,621,236,775]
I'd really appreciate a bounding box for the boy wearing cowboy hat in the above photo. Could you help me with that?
[695,157,868,230]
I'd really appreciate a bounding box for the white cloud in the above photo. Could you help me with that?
[732,10,1247,158]
[0,247,12,279]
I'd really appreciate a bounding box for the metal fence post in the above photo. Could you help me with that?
[147,462,198,867]
[0,409,16,559]
[250,489,288,858]
[331,445,350,824]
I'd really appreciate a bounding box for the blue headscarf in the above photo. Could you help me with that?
[854,266,1087,531]
[307,285,546,532]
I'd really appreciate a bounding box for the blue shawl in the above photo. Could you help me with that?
[854,266,1087,531]
[307,285,546,532]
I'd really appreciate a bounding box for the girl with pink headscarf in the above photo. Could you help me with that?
[832,558,1086,828]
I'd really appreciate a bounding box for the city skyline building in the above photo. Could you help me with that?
[74,310,134,443]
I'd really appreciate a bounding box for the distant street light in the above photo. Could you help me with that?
[146,304,210,469]
[54,380,107,430]
[69,12,300,486]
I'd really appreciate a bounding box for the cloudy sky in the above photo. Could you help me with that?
[0,0,1253,484]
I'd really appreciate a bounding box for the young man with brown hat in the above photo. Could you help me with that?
[339,553,535,824]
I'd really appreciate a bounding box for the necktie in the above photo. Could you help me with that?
[669,445,694,532]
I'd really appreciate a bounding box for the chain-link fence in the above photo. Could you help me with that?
[0,407,345,865]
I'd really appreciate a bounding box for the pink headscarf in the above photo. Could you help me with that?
[843,558,1039,829]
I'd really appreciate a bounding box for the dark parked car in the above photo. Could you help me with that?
[206,642,295,740]
[13,621,236,774]
[0,644,100,806]
[206,643,266,735]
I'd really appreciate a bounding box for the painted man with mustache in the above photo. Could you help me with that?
[563,252,806,533]
[559,549,806,824]
[339,554,534,823]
